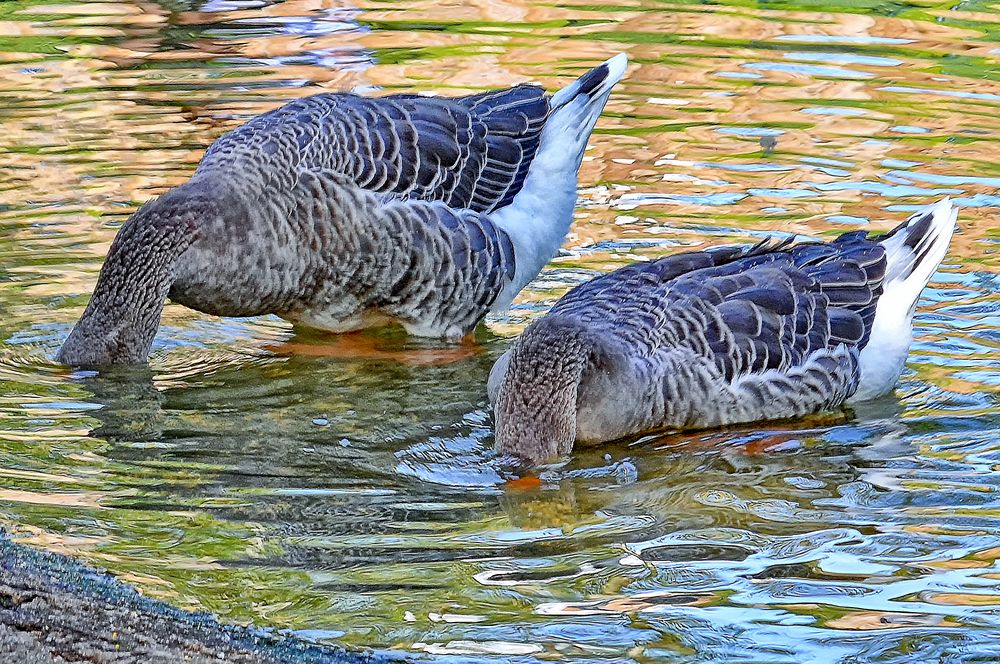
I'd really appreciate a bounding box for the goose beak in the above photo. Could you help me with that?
[504,475,542,490]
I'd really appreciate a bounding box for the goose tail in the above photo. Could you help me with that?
[877,197,958,310]
[851,198,957,401]
[490,54,628,308]
[549,53,629,109]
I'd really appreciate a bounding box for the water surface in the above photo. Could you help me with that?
[1,0,999,661]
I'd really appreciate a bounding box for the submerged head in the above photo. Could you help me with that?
[57,185,209,367]
[58,318,150,367]
[489,318,594,466]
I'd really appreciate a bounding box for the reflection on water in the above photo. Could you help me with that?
[1,0,999,661]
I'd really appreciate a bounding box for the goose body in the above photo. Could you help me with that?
[58,55,628,366]
[490,199,957,465]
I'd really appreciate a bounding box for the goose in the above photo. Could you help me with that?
[57,54,629,366]
[489,199,957,465]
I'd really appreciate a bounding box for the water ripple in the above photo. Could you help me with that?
[0,0,998,661]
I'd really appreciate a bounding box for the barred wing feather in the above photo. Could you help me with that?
[198,88,549,214]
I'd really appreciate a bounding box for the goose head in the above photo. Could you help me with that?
[489,317,595,465]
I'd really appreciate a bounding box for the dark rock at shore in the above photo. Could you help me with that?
[0,534,406,663]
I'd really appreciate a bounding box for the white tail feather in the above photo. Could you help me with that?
[851,198,957,402]
[490,54,628,310]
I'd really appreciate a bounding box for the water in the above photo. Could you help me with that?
[1,0,999,661]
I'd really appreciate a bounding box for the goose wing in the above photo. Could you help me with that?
[197,87,549,214]
[280,170,517,335]
[557,235,888,380]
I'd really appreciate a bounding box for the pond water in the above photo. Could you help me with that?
[1,0,999,661]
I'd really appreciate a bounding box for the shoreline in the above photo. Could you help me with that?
[0,533,404,663]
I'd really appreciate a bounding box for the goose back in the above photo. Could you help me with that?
[196,87,549,213]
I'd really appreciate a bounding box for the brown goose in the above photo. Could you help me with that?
[58,54,629,366]
[489,199,957,465]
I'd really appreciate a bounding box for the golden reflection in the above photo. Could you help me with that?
[825,610,961,630]
[537,590,717,616]
[265,330,484,365]
[924,592,1000,606]
[0,487,103,508]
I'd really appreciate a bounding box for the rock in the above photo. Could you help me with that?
[0,533,404,664]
